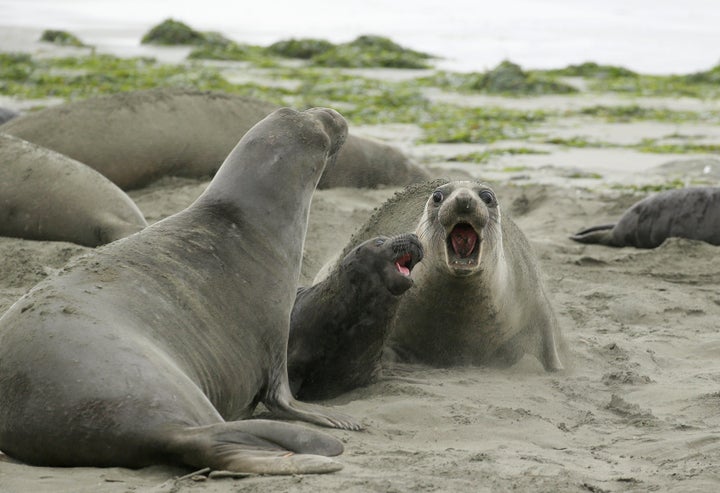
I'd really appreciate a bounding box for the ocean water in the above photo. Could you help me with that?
[1,0,719,74]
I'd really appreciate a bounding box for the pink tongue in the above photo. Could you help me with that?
[450,225,478,258]
[395,261,410,276]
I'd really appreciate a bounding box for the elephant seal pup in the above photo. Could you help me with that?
[0,88,429,190]
[289,234,423,401]
[570,187,720,248]
[0,107,359,476]
[0,133,147,246]
[326,179,564,371]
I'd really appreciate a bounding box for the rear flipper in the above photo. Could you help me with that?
[569,223,616,245]
[165,419,344,475]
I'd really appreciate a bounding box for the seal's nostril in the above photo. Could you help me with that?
[455,192,474,212]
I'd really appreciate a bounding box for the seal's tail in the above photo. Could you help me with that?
[164,419,343,475]
[569,223,616,245]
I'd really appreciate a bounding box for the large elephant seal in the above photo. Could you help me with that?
[289,234,423,400]
[570,187,720,248]
[0,88,429,190]
[323,179,564,371]
[0,107,359,475]
[0,133,147,246]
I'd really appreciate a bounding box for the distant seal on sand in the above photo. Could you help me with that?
[0,107,18,125]
[0,133,147,246]
[0,88,429,190]
[324,179,564,371]
[289,234,423,400]
[0,107,359,476]
[570,187,720,248]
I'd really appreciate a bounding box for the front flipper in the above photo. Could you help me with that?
[265,383,363,431]
[165,420,343,475]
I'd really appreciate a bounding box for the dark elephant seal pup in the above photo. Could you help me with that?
[0,133,147,246]
[289,234,423,400]
[0,107,358,475]
[570,187,720,248]
[327,179,564,371]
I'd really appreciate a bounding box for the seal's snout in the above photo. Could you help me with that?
[454,191,475,212]
[391,234,423,277]
[304,107,349,157]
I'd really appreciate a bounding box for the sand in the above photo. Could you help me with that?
[2,56,720,493]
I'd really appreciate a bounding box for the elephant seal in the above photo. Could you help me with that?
[289,234,423,400]
[0,88,429,190]
[570,187,720,248]
[0,107,18,125]
[0,107,359,475]
[323,179,564,371]
[0,133,147,246]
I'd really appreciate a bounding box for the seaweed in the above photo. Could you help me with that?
[310,35,434,69]
[141,19,206,45]
[267,38,335,59]
[39,30,86,47]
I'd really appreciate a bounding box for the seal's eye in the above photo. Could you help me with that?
[479,190,495,205]
[374,238,386,247]
[432,190,444,204]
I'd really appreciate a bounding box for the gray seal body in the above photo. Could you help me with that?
[0,89,429,190]
[571,187,720,248]
[0,107,359,476]
[0,133,146,246]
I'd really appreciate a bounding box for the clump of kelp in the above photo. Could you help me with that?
[267,38,335,59]
[141,19,206,45]
[471,60,577,94]
[39,30,87,47]
[543,61,720,99]
[310,35,434,69]
[139,19,434,69]
[420,60,578,95]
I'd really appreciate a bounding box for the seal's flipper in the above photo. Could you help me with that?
[265,384,363,430]
[166,420,343,475]
[541,327,565,372]
[569,224,616,245]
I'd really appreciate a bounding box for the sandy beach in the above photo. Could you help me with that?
[2,24,720,493]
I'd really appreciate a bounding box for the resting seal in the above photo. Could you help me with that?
[0,88,429,190]
[0,107,358,475]
[0,107,18,125]
[323,179,564,370]
[0,133,147,246]
[289,234,423,400]
[570,187,720,248]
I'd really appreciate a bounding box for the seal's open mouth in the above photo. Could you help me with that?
[395,253,413,276]
[391,237,423,278]
[446,223,480,271]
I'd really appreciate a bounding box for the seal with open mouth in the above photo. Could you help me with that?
[322,179,564,371]
[289,233,423,400]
